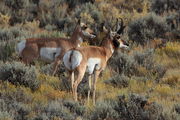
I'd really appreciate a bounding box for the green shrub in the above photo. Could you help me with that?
[5,0,29,10]
[166,13,180,30]
[150,0,180,15]
[0,28,22,41]
[133,49,155,70]
[74,3,103,24]
[104,74,130,88]
[44,100,74,120]
[0,111,13,120]
[13,102,31,120]
[152,64,167,83]
[91,101,119,120]
[115,94,164,120]
[128,13,168,46]
[133,50,166,81]
[109,53,137,76]
[0,41,15,62]
[0,99,32,120]
[63,100,86,116]
[0,62,40,90]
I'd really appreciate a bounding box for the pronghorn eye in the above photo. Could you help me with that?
[116,36,120,39]
[82,26,88,30]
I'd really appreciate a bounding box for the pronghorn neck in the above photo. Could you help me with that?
[70,26,83,47]
[101,38,115,60]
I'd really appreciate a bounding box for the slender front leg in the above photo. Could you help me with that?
[52,50,65,76]
[71,71,74,93]
[92,70,101,105]
[52,59,61,76]
[87,74,92,105]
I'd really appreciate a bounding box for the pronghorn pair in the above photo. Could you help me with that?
[63,29,129,105]
[16,20,96,75]
[17,18,129,104]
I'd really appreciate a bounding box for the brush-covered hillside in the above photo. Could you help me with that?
[0,0,179,120]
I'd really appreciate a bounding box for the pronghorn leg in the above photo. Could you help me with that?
[87,74,92,105]
[21,44,39,65]
[52,50,64,76]
[92,70,101,105]
[71,71,74,93]
[52,58,61,76]
[73,65,86,101]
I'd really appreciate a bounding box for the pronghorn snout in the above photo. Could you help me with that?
[82,30,96,39]
[119,39,129,50]
[81,24,96,39]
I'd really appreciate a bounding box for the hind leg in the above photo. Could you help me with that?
[73,64,87,101]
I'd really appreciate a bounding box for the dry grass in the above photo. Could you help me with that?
[156,42,180,68]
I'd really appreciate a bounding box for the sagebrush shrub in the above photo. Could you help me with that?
[0,62,40,90]
[5,0,29,10]
[109,53,137,76]
[0,111,13,120]
[44,100,74,120]
[128,13,168,46]
[63,100,86,116]
[0,27,22,41]
[0,41,15,61]
[91,101,119,120]
[91,94,166,120]
[150,0,180,15]
[104,74,130,88]
[133,49,155,70]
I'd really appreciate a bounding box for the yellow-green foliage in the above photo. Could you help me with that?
[80,12,94,24]
[156,42,180,68]
[0,13,10,26]
[162,70,180,87]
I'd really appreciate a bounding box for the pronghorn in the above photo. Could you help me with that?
[16,20,96,75]
[63,30,129,104]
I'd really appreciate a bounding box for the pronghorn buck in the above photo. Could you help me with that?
[16,20,96,75]
[63,30,129,104]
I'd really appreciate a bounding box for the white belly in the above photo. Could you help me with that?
[40,47,61,62]
[87,58,101,74]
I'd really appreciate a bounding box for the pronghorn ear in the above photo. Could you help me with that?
[108,28,114,39]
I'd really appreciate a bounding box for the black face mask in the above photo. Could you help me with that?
[112,38,120,48]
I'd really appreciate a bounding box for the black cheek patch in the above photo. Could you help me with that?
[113,39,120,48]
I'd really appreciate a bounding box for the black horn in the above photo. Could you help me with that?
[116,18,126,35]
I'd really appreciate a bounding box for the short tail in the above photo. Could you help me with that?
[63,50,82,70]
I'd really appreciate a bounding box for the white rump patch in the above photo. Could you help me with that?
[40,47,61,62]
[87,58,101,74]
[63,50,82,70]
[16,40,26,55]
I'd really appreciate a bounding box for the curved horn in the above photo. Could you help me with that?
[117,18,126,35]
